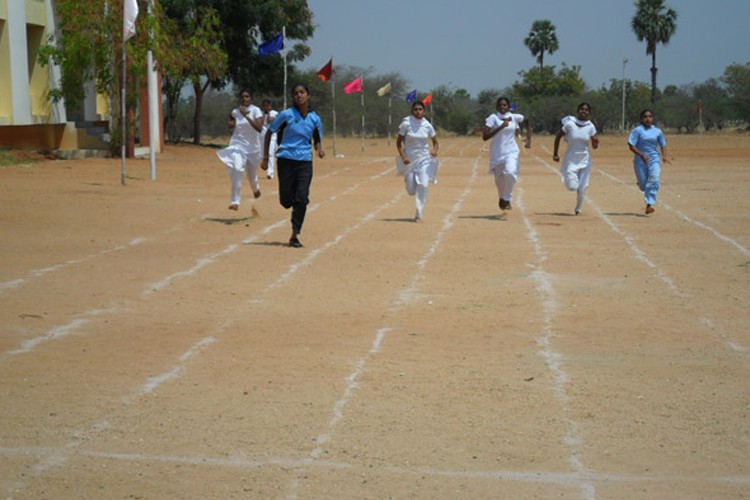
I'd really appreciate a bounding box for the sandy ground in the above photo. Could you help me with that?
[0,132,749,499]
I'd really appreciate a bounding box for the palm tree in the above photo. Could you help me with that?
[524,20,559,69]
[631,0,678,104]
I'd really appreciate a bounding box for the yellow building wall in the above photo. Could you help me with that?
[0,18,10,125]
[26,0,49,122]
[27,23,48,120]
[25,0,45,25]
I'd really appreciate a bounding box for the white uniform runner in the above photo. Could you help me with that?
[559,115,597,214]
[485,111,525,204]
[216,105,263,207]
[396,115,438,220]
[261,108,279,179]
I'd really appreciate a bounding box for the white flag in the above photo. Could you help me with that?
[376,82,392,97]
[124,0,139,41]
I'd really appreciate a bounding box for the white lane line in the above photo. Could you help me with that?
[135,336,217,397]
[517,188,595,500]
[533,150,684,296]
[287,157,483,499]
[1,161,399,492]
[1,161,396,360]
[130,189,406,401]
[3,306,124,358]
[533,152,748,363]
[0,237,148,295]
[396,157,480,306]
[588,197,684,295]
[142,161,395,296]
[596,168,750,257]
[286,156,480,499]
[2,446,747,487]
[0,158,389,298]
[309,328,390,460]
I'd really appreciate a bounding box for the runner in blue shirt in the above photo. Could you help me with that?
[628,109,671,215]
[261,83,325,248]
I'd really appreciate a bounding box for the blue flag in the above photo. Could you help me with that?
[510,101,518,111]
[405,90,417,103]
[259,32,284,56]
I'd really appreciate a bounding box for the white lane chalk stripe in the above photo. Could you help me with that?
[0,237,148,295]
[596,167,750,258]
[2,160,396,361]
[288,156,481,499]
[396,157,480,306]
[517,188,595,499]
[532,151,684,296]
[5,306,124,357]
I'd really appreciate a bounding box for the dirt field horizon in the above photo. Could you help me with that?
[1,133,749,499]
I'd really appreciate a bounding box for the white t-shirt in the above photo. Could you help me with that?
[229,105,263,156]
[398,116,435,162]
[485,112,524,163]
[561,120,597,172]
[262,109,279,136]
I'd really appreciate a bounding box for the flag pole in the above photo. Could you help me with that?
[331,68,337,157]
[282,26,287,109]
[360,77,365,152]
[121,21,127,185]
[387,94,392,146]
[147,0,157,180]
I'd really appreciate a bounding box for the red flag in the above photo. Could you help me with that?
[422,93,432,106]
[343,77,363,94]
[317,58,333,82]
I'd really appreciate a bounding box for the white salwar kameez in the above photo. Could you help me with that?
[217,105,263,206]
[485,112,525,203]
[559,116,597,213]
[397,116,438,220]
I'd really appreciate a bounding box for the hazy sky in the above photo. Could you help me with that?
[302,0,750,97]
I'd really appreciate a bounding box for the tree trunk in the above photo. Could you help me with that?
[650,50,658,104]
[192,80,203,145]
[163,77,183,143]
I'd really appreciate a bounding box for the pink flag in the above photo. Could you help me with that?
[124,0,139,41]
[343,77,363,94]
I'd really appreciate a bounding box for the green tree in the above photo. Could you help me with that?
[208,0,316,95]
[159,4,227,143]
[524,20,559,69]
[631,0,678,104]
[512,64,585,100]
[721,62,750,124]
[691,78,730,130]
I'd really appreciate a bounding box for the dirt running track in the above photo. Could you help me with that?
[1,133,749,499]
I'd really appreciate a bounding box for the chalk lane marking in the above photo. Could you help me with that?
[534,149,748,357]
[0,156,385,298]
[0,159,399,494]
[286,156,481,499]
[517,187,596,500]
[3,152,749,495]
[142,159,395,296]
[135,191,404,399]
[1,160,394,360]
[395,156,480,306]
[1,445,748,489]
[0,237,147,295]
[534,149,683,295]
[596,169,750,258]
